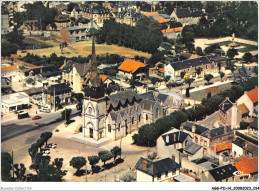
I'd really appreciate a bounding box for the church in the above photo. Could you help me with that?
[78,14,184,141]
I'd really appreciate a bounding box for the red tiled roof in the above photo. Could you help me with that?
[211,142,232,153]
[237,103,250,114]
[28,66,44,70]
[100,75,108,82]
[154,17,167,23]
[247,87,258,103]
[59,64,65,70]
[143,12,159,17]
[235,155,258,175]
[1,65,18,72]
[161,27,183,34]
[118,59,146,74]
[158,68,164,73]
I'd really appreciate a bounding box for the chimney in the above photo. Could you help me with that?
[174,8,177,12]
[244,91,248,95]
[214,143,217,153]
[180,125,183,131]
[172,154,175,162]
[255,85,258,89]
[224,126,227,134]
[142,160,147,171]
[207,130,211,138]
[174,134,176,141]
[166,135,169,143]
[244,142,248,149]
[192,125,196,133]
[226,97,229,101]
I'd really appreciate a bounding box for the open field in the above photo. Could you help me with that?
[17,37,151,58]
[23,37,54,50]
[189,82,232,101]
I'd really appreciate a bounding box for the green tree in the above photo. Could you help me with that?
[67,2,78,12]
[243,52,253,63]
[184,78,195,88]
[204,74,214,84]
[1,41,18,58]
[98,151,113,166]
[40,132,53,146]
[226,60,236,73]
[110,146,121,162]
[227,48,239,60]
[1,152,13,181]
[180,71,186,79]
[150,77,161,86]
[163,75,171,83]
[185,42,195,53]
[37,164,62,181]
[61,109,72,122]
[13,163,26,181]
[28,143,38,162]
[52,158,63,172]
[219,72,225,82]
[195,46,204,56]
[88,155,100,173]
[69,156,87,175]
[36,138,45,151]
[195,67,203,77]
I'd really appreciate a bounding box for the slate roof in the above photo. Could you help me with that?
[74,62,92,78]
[107,91,141,108]
[169,56,215,71]
[201,126,233,139]
[184,142,202,155]
[25,78,35,84]
[175,8,190,18]
[219,99,233,113]
[207,12,227,20]
[135,157,180,176]
[232,137,246,148]
[208,164,237,182]
[43,83,71,95]
[250,118,258,130]
[76,17,90,24]
[162,129,191,146]
[62,60,74,73]
[182,121,208,135]
[24,87,44,96]
[82,5,110,14]
[141,99,157,111]
[140,91,156,101]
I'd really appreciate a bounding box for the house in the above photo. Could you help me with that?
[207,12,227,23]
[1,65,21,82]
[181,122,234,155]
[182,142,203,161]
[218,97,244,129]
[1,92,30,113]
[156,128,192,163]
[117,59,148,81]
[99,75,112,88]
[237,87,258,116]
[202,164,238,182]
[54,14,70,30]
[232,137,258,158]
[80,4,110,27]
[115,8,142,26]
[135,157,180,182]
[164,55,226,80]
[42,83,72,110]
[247,118,258,137]
[24,87,44,106]
[140,91,185,115]
[170,8,205,26]
[161,27,183,39]
[234,155,258,180]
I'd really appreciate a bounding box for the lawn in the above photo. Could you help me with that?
[207,41,258,53]
[17,40,151,59]
[23,37,53,50]
[189,82,233,101]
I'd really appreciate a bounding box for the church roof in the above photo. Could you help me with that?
[108,91,141,108]
[74,62,92,78]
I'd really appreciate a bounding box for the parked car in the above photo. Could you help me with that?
[18,112,30,119]
[46,143,57,148]
[40,108,51,113]
[32,115,42,120]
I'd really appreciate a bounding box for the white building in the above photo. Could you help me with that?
[1,65,21,82]
[237,87,258,116]
[135,157,180,182]
[1,92,30,113]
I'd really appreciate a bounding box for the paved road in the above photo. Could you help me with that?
[1,108,79,142]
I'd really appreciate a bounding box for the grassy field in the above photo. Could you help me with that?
[189,82,233,101]
[207,41,258,53]
[17,38,151,58]
[23,38,53,50]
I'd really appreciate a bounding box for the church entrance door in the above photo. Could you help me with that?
[90,128,93,138]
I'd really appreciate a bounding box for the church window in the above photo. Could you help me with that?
[138,115,141,122]
[146,114,148,120]
[132,118,134,124]
[118,124,120,131]
[88,107,92,114]
[108,124,111,133]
